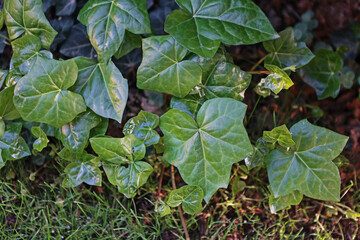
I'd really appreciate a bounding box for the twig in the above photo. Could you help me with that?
[171,166,190,240]
[157,164,165,198]
[247,70,271,75]
[250,55,267,71]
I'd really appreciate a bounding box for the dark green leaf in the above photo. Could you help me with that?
[269,190,303,213]
[160,98,252,202]
[63,157,102,187]
[264,64,294,94]
[263,125,295,147]
[13,58,87,128]
[4,0,57,48]
[56,0,76,16]
[71,57,128,123]
[232,176,246,196]
[170,95,205,119]
[167,185,203,214]
[49,17,74,51]
[114,31,142,59]
[265,120,348,201]
[300,48,343,99]
[263,28,314,68]
[244,138,269,170]
[31,127,49,152]
[137,35,202,98]
[164,0,278,58]
[90,118,109,137]
[0,85,21,120]
[78,0,151,62]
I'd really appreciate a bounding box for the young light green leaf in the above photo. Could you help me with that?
[155,200,171,217]
[269,190,303,213]
[254,78,271,98]
[123,111,160,147]
[13,58,86,128]
[103,161,153,198]
[170,95,205,119]
[232,176,246,196]
[4,0,57,48]
[164,0,278,58]
[167,185,203,214]
[300,48,343,99]
[263,28,314,68]
[137,36,202,98]
[0,85,21,120]
[264,64,294,94]
[263,125,295,147]
[63,157,102,187]
[57,110,102,153]
[114,31,142,59]
[31,127,49,152]
[265,120,348,201]
[90,134,145,164]
[24,122,56,137]
[78,0,151,62]
[160,98,252,202]
[10,35,53,75]
[71,57,128,123]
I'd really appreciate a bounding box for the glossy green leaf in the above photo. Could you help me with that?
[160,98,252,202]
[155,200,171,217]
[24,122,56,137]
[90,134,145,164]
[269,190,303,213]
[114,31,142,59]
[263,125,295,147]
[90,118,109,137]
[254,79,271,98]
[71,57,128,123]
[0,85,21,120]
[4,72,21,87]
[137,36,202,98]
[0,70,8,88]
[300,48,343,99]
[170,95,205,119]
[244,138,269,170]
[13,58,86,128]
[4,0,57,48]
[78,0,151,62]
[164,0,278,58]
[11,35,52,75]
[264,64,294,94]
[263,28,314,68]
[123,111,160,147]
[265,120,348,201]
[0,120,5,139]
[0,122,31,162]
[58,110,102,153]
[167,185,203,214]
[63,157,102,187]
[31,126,49,152]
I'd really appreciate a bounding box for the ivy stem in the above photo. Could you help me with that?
[250,55,267,71]
[247,70,271,75]
[171,166,190,240]
[157,164,165,199]
[245,95,262,126]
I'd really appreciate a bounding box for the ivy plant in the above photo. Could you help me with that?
[0,0,350,221]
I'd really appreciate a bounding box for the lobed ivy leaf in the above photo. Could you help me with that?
[269,190,303,213]
[164,0,278,58]
[10,35,53,75]
[14,58,87,128]
[90,134,145,164]
[167,185,204,214]
[265,120,348,201]
[263,125,295,147]
[0,85,21,120]
[170,95,205,119]
[4,0,57,48]
[300,48,343,100]
[264,64,294,94]
[263,28,314,68]
[160,98,252,202]
[114,31,142,59]
[123,111,160,147]
[137,35,202,98]
[31,126,49,152]
[78,0,151,62]
[57,109,102,153]
[71,57,128,123]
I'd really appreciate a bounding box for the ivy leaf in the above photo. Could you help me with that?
[63,157,102,187]
[4,0,57,48]
[170,95,205,119]
[0,70,8,88]
[103,161,153,198]
[78,0,151,62]
[10,35,53,75]
[137,36,202,98]
[160,98,252,202]
[269,190,303,213]
[14,58,87,128]
[24,122,56,137]
[90,134,145,164]
[57,110,102,153]
[244,138,269,170]
[265,120,348,201]
[155,200,171,217]
[254,78,271,98]
[0,10,4,30]
[114,31,142,59]
[0,120,5,139]
[263,28,314,68]
[167,185,203,214]
[0,85,21,120]
[55,0,77,16]
[164,0,278,58]
[71,57,128,123]
[123,111,160,147]
[263,125,295,147]
[0,122,31,163]
[90,118,109,137]
[264,64,294,94]
[232,176,246,196]
[300,48,343,99]
[31,127,49,152]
